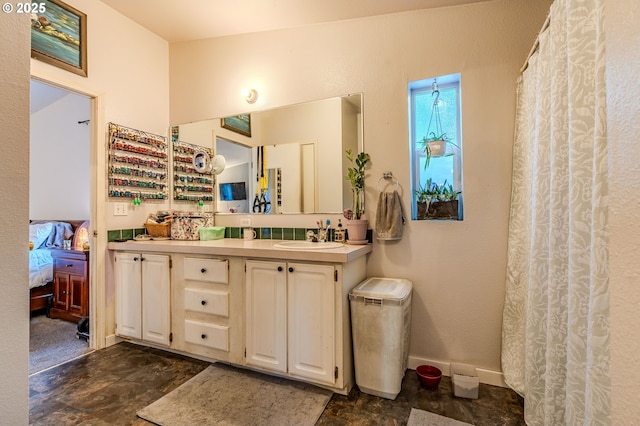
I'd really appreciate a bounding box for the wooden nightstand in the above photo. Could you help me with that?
[50,249,90,323]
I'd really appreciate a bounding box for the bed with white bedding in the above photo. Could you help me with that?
[29,248,54,289]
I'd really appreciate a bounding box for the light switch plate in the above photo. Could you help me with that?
[114,203,127,216]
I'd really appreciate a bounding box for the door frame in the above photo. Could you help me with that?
[30,72,106,350]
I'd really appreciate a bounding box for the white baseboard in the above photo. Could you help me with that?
[105,334,122,347]
[407,355,506,388]
[103,336,508,388]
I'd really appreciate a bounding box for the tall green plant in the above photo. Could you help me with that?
[345,149,369,190]
[345,149,370,219]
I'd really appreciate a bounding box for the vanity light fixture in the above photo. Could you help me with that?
[242,88,258,104]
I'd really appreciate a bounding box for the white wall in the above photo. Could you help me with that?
[176,118,217,148]
[169,0,552,378]
[30,92,90,220]
[0,7,30,424]
[606,0,640,423]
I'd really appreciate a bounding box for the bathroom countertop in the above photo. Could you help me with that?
[107,238,372,263]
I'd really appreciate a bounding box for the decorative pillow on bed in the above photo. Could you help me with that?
[29,222,53,249]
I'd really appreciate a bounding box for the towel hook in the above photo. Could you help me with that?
[377,171,399,191]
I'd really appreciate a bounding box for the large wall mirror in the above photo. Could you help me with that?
[173,94,363,214]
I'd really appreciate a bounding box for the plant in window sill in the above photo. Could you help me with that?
[344,149,370,243]
[415,179,461,220]
[414,183,433,220]
[420,132,459,168]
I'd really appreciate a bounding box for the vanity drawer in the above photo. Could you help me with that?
[184,288,229,317]
[184,319,229,351]
[184,258,228,283]
[54,258,85,276]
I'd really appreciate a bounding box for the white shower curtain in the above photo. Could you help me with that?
[502,0,610,424]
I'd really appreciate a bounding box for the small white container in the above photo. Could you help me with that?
[349,277,412,400]
[450,362,479,399]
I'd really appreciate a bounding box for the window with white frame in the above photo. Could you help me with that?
[409,73,463,220]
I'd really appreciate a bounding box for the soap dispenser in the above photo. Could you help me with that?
[335,219,346,242]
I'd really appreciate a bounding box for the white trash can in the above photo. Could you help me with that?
[349,277,412,400]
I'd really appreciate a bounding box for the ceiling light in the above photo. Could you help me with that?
[242,88,258,104]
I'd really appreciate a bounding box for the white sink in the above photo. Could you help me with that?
[273,241,343,250]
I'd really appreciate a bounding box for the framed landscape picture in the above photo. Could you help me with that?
[31,0,87,77]
[221,114,252,137]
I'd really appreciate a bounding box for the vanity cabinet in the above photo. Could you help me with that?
[114,252,171,346]
[50,249,89,323]
[108,238,370,395]
[245,260,337,387]
[171,255,243,364]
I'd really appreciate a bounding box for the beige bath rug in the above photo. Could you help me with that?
[407,408,473,426]
[137,363,333,426]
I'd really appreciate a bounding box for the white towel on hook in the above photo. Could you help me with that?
[375,190,405,241]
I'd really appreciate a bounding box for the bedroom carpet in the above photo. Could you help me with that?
[29,314,91,374]
[137,363,333,426]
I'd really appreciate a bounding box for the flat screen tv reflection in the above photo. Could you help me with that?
[220,182,247,201]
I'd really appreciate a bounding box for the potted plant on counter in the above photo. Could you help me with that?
[344,149,370,243]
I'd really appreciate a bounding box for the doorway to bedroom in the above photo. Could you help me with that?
[29,79,94,374]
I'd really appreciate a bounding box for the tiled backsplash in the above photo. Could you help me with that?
[107,227,341,242]
[108,228,147,242]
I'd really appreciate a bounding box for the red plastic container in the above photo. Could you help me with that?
[416,365,442,389]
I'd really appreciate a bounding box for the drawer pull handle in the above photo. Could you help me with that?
[288,267,294,273]
[201,268,206,273]
[66,264,73,268]
[133,257,138,261]
[201,300,207,306]
[277,266,283,272]
[201,334,207,339]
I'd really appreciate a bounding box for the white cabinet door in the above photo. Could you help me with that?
[287,262,335,385]
[245,260,287,373]
[141,254,171,346]
[115,252,142,339]
[115,252,170,346]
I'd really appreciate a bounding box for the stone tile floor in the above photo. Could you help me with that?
[29,342,525,425]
